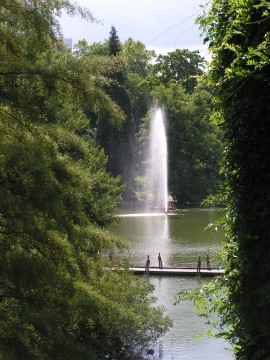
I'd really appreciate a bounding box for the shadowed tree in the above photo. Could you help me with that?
[96,26,136,200]
[0,2,171,358]
[176,2,270,359]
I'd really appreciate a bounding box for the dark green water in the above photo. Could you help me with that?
[110,208,234,360]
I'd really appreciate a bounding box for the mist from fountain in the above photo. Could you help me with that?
[147,108,168,213]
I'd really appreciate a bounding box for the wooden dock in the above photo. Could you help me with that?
[129,266,224,277]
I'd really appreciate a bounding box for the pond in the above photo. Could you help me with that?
[110,208,234,360]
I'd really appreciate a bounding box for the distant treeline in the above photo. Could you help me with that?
[74,27,223,204]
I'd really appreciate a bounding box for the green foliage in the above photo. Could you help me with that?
[73,36,139,201]
[200,184,227,208]
[72,35,222,205]
[0,2,171,359]
[152,49,206,93]
[73,39,110,57]
[174,274,235,341]
[95,27,136,200]
[121,39,155,131]
[150,84,223,203]
[122,38,156,77]
[131,47,222,204]
[74,40,110,57]
[187,1,270,359]
[109,26,122,56]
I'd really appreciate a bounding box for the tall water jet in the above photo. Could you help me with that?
[147,108,168,213]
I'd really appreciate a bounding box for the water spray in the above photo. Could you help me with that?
[148,108,168,213]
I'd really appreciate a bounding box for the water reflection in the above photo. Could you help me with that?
[113,209,223,268]
[110,208,233,359]
[151,276,233,360]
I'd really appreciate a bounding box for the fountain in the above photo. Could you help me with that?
[147,108,168,213]
[111,109,232,359]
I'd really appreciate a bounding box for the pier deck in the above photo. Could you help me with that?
[129,266,224,277]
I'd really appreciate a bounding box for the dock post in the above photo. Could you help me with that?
[145,255,150,275]
[196,256,201,278]
[206,253,211,270]
[158,253,163,268]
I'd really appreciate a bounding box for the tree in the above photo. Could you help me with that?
[122,38,155,77]
[74,40,110,57]
[72,36,140,200]
[108,26,122,56]
[0,2,171,358]
[121,39,156,131]
[152,49,206,93]
[149,83,223,204]
[73,39,92,56]
[179,1,270,359]
[96,27,136,200]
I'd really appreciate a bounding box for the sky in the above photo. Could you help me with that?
[60,0,211,56]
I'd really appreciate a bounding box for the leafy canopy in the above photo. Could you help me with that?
[176,2,270,359]
[0,1,171,359]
